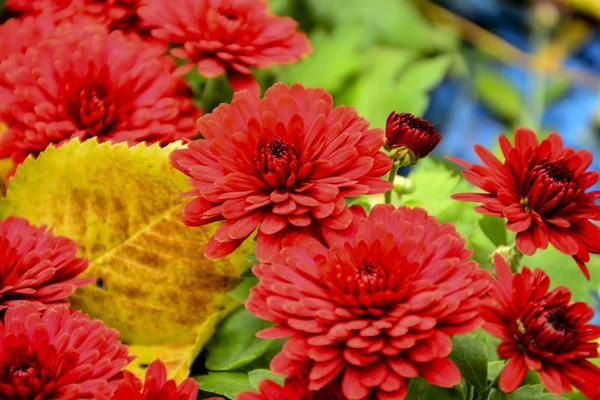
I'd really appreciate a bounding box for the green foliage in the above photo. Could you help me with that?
[449,333,489,393]
[487,360,505,382]
[479,215,509,247]
[279,26,365,95]
[509,385,568,400]
[205,307,274,371]
[248,369,285,387]
[229,277,259,302]
[195,372,255,399]
[474,67,523,122]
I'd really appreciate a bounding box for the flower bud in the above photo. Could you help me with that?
[385,112,441,166]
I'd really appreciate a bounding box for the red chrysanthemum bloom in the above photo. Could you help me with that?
[482,253,600,399]
[0,303,133,399]
[113,359,205,400]
[138,0,312,93]
[170,82,393,262]
[5,0,150,35]
[0,14,55,62]
[384,112,441,165]
[449,128,600,278]
[0,216,92,310]
[0,21,199,169]
[245,205,491,399]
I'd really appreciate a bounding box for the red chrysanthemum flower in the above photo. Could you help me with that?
[138,0,312,93]
[245,204,491,400]
[449,128,600,278]
[482,253,600,399]
[170,82,393,262]
[384,112,441,165]
[5,0,150,35]
[0,14,55,62]
[0,216,92,310]
[0,21,199,170]
[113,359,205,400]
[0,303,133,399]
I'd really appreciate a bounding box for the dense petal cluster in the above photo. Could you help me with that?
[0,216,92,310]
[112,360,203,400]
[5,0,149,34]
[0,303,133,399]
[0,14,55,62]
[138,0,311,93]
[171,82,392,262]
[384,112,441,164]
[0,21,199,169]
[246,205,491,399]
[450,128,600,278]
[482,254,600,399]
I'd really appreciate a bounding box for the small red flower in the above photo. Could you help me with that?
[170,82,392,262]
[0,303,133,399]
[112,359,202,400]
[449,128,600,278]
[138,0,312,93]
[246,205,491,399]
[384,112,441,164]
[236,370,344,400]
[482,253,600,399]
[0,14,55,62]
[0,216,92,310]
[0,21,199,170]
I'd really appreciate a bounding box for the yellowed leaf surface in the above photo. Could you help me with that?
[0,138,252,380]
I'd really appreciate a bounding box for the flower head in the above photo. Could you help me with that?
[0,21,199,169]
[246,204,491,399]
[385,112,441,165]
[170,82,392,262]
[0,216,92,310]
[0,303,133,399]
[138,0,312,93]
[449,128,600,278]
[482,253,600,399]
[113,359,201,400]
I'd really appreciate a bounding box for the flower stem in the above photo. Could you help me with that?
[384,164,399,204]
[201,78,217,109]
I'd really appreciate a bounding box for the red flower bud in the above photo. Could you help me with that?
[385,112,441,165]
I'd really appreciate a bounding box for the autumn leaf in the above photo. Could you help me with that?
[0,138,253,381]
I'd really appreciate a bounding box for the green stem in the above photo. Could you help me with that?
[384,164,399,204]
[482,372,502,400]
[200,78,217,109]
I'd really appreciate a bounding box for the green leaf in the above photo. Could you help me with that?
[303,0,458,50]
[248,369,285,388]
[395,55,453,95]
[479,215,508,246]
[229,277,259,302]
[449,333,488,393]
[195,372,255,399]
[487,360,505,382]
[0,139,253,380]
[509,384,568,400]
[402,158,461,216]
[278,26,364,95]
[405,377,466,400]
[205,307,274,371]
[473,67,523,122]
[406,378,429,400]
[489,388,510,400]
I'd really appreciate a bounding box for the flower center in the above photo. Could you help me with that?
[60,63,126,136]
[255,136,299,190]
[538,161,573,184]
[399,114,434,134]
[544,307,571,334]
[356,262,383,283]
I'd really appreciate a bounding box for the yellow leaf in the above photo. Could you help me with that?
[0,138,252,381]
